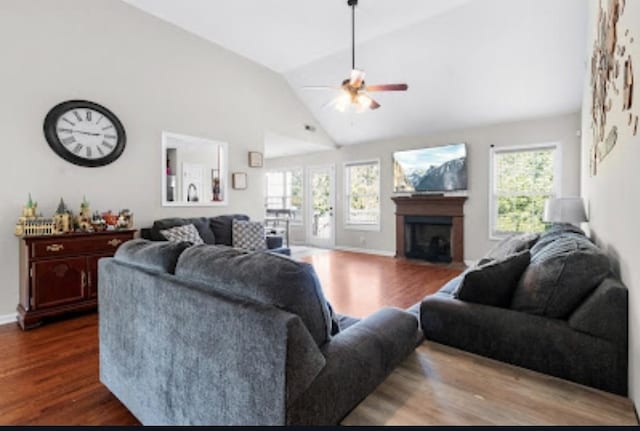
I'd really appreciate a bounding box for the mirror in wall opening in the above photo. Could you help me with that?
[162,132,229,207]
[393,143,468,193]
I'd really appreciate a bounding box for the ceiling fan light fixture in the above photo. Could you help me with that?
[356,93,373,112]
[335,91,352,112]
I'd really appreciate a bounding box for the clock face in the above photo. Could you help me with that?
[44,100,126,167]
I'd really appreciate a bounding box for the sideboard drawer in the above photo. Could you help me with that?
[87,234,131,253]
[30,233,131,258]
[31,238,93,258]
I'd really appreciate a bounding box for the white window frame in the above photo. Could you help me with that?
[265,167,304,225]
[489,142,562,240]
[343,159,381,232]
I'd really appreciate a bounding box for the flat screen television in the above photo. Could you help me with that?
[393,143,468,193]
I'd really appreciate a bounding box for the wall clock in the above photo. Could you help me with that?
[43,100,126,167]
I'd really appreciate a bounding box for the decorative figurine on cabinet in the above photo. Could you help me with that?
[75,196,93,232]
[15,194,56,236]
[53,198,72,234]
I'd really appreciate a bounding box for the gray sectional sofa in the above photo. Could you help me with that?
[99,240,418,425]
[420,224,628,395]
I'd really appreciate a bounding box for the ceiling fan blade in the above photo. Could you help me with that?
[302,86,340,91]
[369,98,381,110]
[366,83,409,92]
[349,69,366,87]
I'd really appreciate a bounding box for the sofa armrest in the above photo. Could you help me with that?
[286,307,418,425]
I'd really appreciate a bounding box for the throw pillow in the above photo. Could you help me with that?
[454,250,531,307]
[151,217,216,244]
[481,232,539,263]
[232,220,267,251]
[510,234,611,318]
[160,224,205,245]
[210,214,250,246]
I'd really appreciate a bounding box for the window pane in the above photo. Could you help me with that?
[346,162,380,225]
[496,149,554,194]
[496,195,549,233]
[265,169,303,223]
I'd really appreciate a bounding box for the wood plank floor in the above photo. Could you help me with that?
[343,342,638,425]
[300,250,462,318]
[0,250,636,425]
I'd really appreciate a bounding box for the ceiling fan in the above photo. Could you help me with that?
[303,0,408,112]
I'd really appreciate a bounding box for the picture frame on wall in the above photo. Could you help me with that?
[232,172,247,190]
[248,151,263,168]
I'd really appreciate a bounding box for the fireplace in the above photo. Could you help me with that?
[392,195,467,264]
[405,216,453,263]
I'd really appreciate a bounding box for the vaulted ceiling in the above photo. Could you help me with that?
[124,0,588,149]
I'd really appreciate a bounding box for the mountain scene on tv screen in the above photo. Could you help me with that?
[394,145,467,192]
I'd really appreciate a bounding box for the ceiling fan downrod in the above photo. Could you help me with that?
[348,0,358,70]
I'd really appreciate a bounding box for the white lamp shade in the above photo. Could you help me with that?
[543,197,588,224]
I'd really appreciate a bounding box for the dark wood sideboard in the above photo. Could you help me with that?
[17,230,136,330]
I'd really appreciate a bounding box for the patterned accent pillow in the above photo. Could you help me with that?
[160,224,204,245]
[232,220,267,251]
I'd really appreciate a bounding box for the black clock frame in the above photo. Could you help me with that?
[43,100,127,168]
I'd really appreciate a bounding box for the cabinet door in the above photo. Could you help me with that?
[32,257,87,309]
[87,254,110,299]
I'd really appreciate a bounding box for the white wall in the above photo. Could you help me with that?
[581,0,640,410]
[0,0,333,316]
[267,113,582,259]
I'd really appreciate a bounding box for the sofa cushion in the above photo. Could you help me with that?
[510,234,611,318]
[114,239,191,274]
[150,217,216,244]
[209,214,250,246]
[454,250,530,308]
[232,220,267,251]
[175,245,334,346]
[160,224,205,245]
[479,232,539,265]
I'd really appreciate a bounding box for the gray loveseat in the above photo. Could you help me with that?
[420,225,628,395]
[140,214,290,255]
[99,240,418,425]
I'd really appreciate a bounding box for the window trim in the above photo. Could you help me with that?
[343,158,381,232]
[265,167,304,225]
[488,142,562,240]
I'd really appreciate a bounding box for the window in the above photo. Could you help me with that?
[490,144,560,238]
[265,169,303,223]
[344,160,380,229]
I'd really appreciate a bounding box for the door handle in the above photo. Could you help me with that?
[81,270,87,289]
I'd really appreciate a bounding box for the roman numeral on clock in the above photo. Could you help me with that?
[73,111,83,122]
[72,143,83,154]
[61,136,75,145]
[102,141,114,150]
[86,147,92,158]
[62,117,75,127]
[104,134,117,140]
[86,111,92,122]
[97,146,105,156]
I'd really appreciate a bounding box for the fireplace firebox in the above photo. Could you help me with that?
[405,216,453,263]
[391,195,467,264]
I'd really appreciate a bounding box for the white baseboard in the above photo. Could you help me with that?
[0,313,17,326]
[334,246,395,257]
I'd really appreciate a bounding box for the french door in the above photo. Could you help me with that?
[306,165,335,248]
